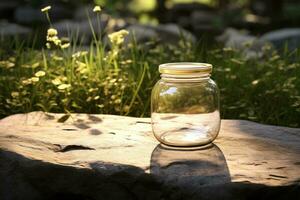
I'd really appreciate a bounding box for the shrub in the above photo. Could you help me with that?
[0,6,299,127]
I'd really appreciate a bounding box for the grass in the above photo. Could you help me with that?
[0,36,299,127]
[0,7,299,128]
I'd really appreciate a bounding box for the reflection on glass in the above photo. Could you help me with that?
[150,144,230,188]
[151,63,221,147]
[151,111,220,146]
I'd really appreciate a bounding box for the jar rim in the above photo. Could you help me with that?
[159,62,212,75]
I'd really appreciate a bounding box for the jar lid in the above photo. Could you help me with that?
[159,62,212,75]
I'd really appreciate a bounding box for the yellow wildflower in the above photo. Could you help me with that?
[52,55,63,61]
[52,78,62,85]
[114,99,121,104]
[58,84,71,90]
[72,51,88,58]
[41,6,51,12]
[47,28,57,37]
[46,42,51,49]
[120,59,132,64]
[93,6,101,12]
[76,60,87,68]
[251,79,260,85]
[35,71,46,77]
[46,28,64,48]
[22,79,32,85]
[7,62,15,68]
[22,77,39,84]
[0,61,15,68]
[32,62,40,68]
[9,57,16,62]
[11,92,19,98]
[108,30,129,46]
[47,35,61,46]
[21,64,31,68]
[97,104,104,108]
[31,77,39,82]
[123,105,130,113]
[61,43,70,49]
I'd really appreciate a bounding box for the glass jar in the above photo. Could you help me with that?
[151,62,220,147]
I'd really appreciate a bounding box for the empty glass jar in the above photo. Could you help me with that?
[151,62,220,147]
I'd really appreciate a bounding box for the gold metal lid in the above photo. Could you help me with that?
[159,62,212,75]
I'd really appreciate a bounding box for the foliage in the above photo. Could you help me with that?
[0,6,299,128]
[210,47,300,127]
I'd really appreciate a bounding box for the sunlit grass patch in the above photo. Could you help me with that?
[0,5,299,128]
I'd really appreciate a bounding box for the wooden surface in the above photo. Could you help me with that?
[0,112,299,200]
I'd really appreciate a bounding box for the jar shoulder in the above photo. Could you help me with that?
[154,78,218,88]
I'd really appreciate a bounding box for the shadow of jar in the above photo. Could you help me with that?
[150,143,231,190]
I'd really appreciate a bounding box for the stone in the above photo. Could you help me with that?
[52,16,108,44]
[123,23,196,46]
[14,6,45,24]
[171,2,215,13]
[217,27,300,58]
[161,3,218,33]
[74,5,110,23]
[156,24,196,43]
[48,4,73,22]
[125,24,157,44]
[14,5,72,25]
[74,5,94,21]
[217,28,259,49]
[260,28,300,52]
[0,112,300,200]
[0,21,31,37]
[191,10,219,32]
[0,1,18,19]
[216,28,267,59]
[74,6,128,33]
[166,2,215,26]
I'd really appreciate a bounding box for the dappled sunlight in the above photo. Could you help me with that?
[217,120,300,185]
[0,0,299,199]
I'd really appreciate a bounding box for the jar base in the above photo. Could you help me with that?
[156,130,215,147]
[159,142,214,150]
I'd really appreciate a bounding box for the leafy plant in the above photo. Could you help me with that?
[0,5,299,128]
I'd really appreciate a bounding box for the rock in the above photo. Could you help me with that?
[74,5,107,22]
[14,6,45,24]
[53,16,108,44]
[125,24,157,43]
[14,5,72,25]
[171,2,215,13]
[0,22,31,37]
[106,17,128,32]
[74,5,93,21]
[217,27,300,58]
[0,112,300,199]
[161,3,219,34]
[166,2,215,27]
[216,28,266,59]
[75,5,127,37]
[191,10,220,32]
[47,4,73,22]
[124,23,196,45]
[260,28,300,52]
[154,24,196,44]
[217,28,259,49]
[0,1,19,19]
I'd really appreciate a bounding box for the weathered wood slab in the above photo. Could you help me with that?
[0,112,299,200]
